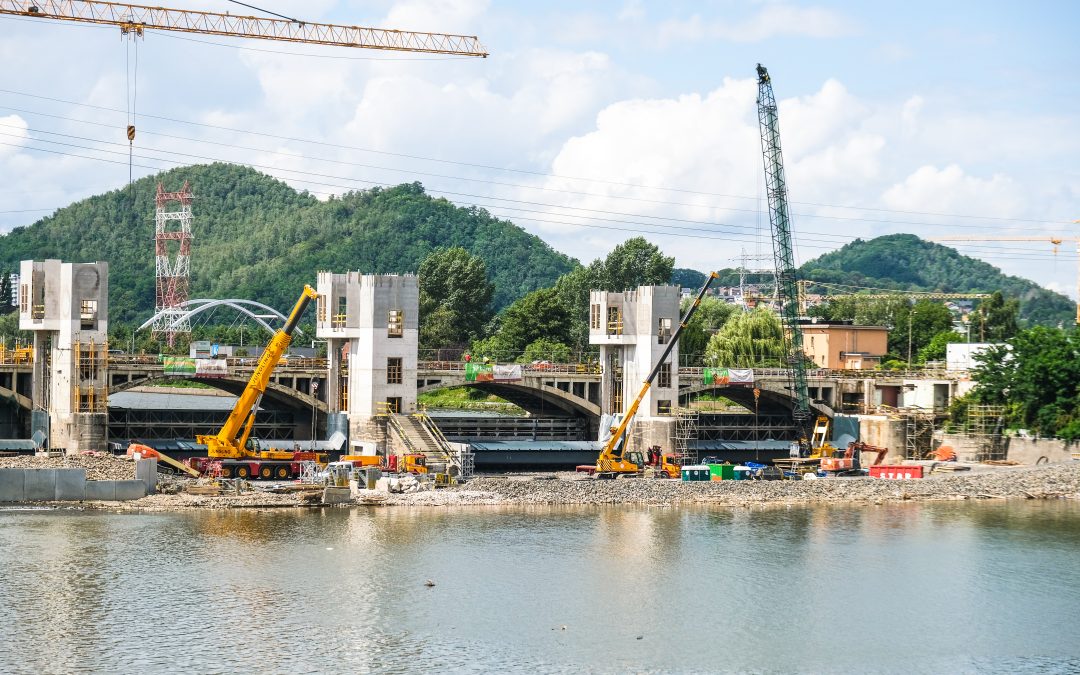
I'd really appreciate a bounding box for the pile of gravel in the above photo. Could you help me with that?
[438,463,1080,507]
[0,453,135,481]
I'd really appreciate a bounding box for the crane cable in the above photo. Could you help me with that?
[125,33,139,187]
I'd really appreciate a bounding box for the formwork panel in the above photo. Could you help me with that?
[83,480,116,501]
[24,469,56,500]
[112,480,147,500]
[54,468,86,500]
[0,469,25,502]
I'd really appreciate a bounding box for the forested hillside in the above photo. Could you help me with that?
[798,234,1074,325]
[0,163,578,322]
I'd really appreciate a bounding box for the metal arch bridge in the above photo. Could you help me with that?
[137,299,301,336]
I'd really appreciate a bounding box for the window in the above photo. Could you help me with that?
[657,362,671,388]
[590,304,601,330]
[657,399,672,415]
[19,284,28,313]
[385,396,401,413]
[387,357,402,384]
[606,306,623,335]
[658,317,672,344]
[316,295,326,323]
[333,296,347,329]
[388,309,404,337]
[80,299,97,329]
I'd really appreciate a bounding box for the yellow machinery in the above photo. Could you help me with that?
[195,285,319,477]
[595,272,719,478]
[807,415,838,460]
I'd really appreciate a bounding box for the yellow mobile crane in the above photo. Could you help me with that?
[595,272,718,478]
[194,285,319,479]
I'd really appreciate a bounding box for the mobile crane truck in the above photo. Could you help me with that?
[192,285,325,479]
[594,272,718,478]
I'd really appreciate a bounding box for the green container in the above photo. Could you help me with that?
[707,464,735,480]
[681,466,711,482]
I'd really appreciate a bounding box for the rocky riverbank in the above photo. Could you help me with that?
[382,462,1080,507]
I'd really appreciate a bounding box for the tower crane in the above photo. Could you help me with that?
[931,235,1080,325]
[755,64,811,436]
[0,1,488,55]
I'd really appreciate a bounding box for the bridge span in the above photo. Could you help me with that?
[2,354,973,434]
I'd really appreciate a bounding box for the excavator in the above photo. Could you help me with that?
[594,272,718,478]
[820,441,888,474]
[192,285,326,479]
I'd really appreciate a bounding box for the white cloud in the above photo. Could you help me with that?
[657,5,856,45]
[0,115,29,156]
[881,164,1024,217]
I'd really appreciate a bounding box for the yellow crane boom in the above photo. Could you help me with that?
[0,0,488,55]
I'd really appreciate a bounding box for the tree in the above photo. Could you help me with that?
[970,326,1080,439]
[974,291,1019,341]
[597,237,674,292]
[520,337,572,363]
[889,300,954,362]
[0,271,13,315]
[679,297,737,362]
[481,288,574,360]
[418,247,494,350]
[704,308,786,368]
[917,329,966,364]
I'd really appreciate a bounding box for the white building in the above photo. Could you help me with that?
[18,259,109,452]
[316,271,418,453]
[589,285,681,452]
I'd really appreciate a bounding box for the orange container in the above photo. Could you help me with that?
[869,465,923,479]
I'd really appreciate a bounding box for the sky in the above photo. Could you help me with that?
[0,0,1078,300]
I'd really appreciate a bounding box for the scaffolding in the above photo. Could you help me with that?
[967,404,1006,461]
[903,407,935,459]
[674,408,699,466]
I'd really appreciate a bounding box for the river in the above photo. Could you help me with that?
[1,502,1078,674]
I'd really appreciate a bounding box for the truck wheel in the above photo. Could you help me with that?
[220,466,233,478]
[260,466,272,479]
[236,465,250,479]
[275,466,290,479]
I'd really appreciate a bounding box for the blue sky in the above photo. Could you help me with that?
[0,1,1077,300]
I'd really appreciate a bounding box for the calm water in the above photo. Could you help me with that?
[1,502,1079,674]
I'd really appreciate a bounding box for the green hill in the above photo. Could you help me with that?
[0,163,578,322]
[798,234,1074,325]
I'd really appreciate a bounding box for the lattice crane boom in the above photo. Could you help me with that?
[1,0,488,56]
[756,63,811,430]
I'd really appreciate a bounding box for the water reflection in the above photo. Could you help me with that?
[0,502,1078,674]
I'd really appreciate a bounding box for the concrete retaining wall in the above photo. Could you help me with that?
[0,468,146,502]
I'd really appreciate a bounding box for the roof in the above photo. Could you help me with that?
[0,439,36,451]
[690,440,792,451]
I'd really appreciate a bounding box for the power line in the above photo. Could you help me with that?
[1,136,1072,269]
[0,86,1072,227]
[8,123,1075,261]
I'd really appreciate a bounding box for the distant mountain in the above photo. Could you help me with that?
[0,163,578,322]
[798,234,1074,325]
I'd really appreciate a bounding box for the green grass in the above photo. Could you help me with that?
[418,386,525,415]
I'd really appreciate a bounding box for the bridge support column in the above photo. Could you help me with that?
[19,260,110,453]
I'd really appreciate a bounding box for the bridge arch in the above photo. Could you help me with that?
[417,377,600,419]
[679,381,835,418]
[108,375,329,415]
[0,384,31,411]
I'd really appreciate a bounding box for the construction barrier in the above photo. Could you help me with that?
[869,465,924,480]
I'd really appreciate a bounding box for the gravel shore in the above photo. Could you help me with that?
[382,462,1080,507]
[0,453,135,481]
[5,455,1077,510]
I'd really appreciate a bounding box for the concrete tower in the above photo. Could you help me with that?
[589,285,681,453]
[19,260,109,452]
[315,271,418,454]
